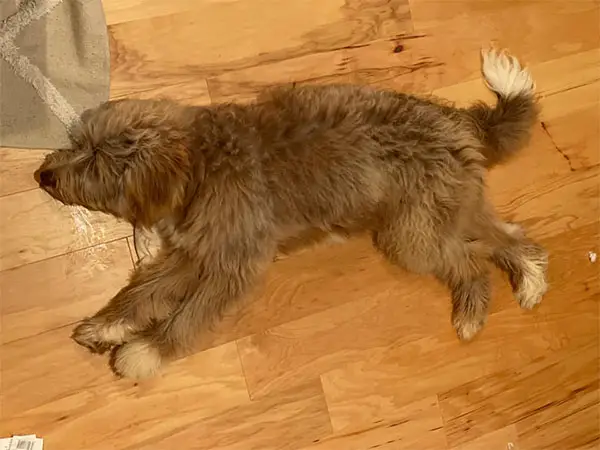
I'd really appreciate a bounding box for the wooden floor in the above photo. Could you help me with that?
[1,0,599,448]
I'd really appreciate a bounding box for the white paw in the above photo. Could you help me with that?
[113,340,162,379]
[516,254,548,309]
[453,317,485,341]
[516,281,547,309]
[481,48,535,98]
[97,321,133,344]
[72,319,132,353]
[500,222,524,238]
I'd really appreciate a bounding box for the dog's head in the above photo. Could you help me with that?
[34,99,193,227]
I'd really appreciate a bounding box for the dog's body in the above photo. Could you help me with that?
[35,50,548,378]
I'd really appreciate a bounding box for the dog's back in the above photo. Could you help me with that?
[212,66,535,235]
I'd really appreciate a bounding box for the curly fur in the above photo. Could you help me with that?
[35,49,548,378]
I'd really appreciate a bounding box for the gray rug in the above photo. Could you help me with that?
[0,0,109,149]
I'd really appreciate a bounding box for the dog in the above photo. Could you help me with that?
[34,49,548,379]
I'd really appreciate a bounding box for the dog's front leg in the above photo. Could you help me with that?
[71,249,193,353]
[111,241,276,379]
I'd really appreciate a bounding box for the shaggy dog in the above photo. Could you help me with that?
[34,49,548,379]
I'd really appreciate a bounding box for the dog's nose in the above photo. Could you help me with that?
[34,169,57,188]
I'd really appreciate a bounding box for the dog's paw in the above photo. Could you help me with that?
[515,277,547,309]
[72,321,112,354]
[500,222,524,238]
[112,340,162,379]
[72,319,132,353]
[515,247,548,309]
[453,316,485,342]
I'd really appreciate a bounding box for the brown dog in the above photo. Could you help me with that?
[34,49,547,379]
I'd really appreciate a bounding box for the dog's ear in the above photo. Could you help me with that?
[122,139,192,227]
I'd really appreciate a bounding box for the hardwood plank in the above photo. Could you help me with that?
[438,341,599,448]
[484,124,571,201]
[237,260,450,399]
[103,0,208,25]
[0,148,49,197]
[345,1,599,93]
[538,79,600,172]
[322,304,598,444]
[238,222,598,400]
[112,78,212,106]
[132,382,332,450]
[194,236,424,351]
[490,165,599,240]
[0,240,132,344]
[1,1,598,447]
[316,223,598,429]
[517,400,600,450]
[104,0,410,36]
[530,49,600,98]
[450,426,520,450]
[102,0,596,28]
[207,50,353,103]
[108,0,411,97]
[0,342,250,450]
[487,86,599,239]
[432,50,600,107]
[541,80,599,123]
[541,102,599,172]
[303,397,446,450]
[434,62,599,175]
[0,189,132,271]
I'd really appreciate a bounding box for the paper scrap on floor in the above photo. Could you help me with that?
[0,435,43,450]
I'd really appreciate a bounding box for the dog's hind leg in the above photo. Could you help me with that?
[71,249,192,353]
[483,219,548,309]
[373,218,492,341]
[435,240,492,341]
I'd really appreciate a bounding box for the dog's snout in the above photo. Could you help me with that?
[35,169,57,188]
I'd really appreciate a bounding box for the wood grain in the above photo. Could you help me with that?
[432,50,600,108]
[303,397,446,450]
[438,341,599,448]
[108,0,411,97]
[0,342,251,450]
[192,236,424,352]
[0,0,598,448]
[134,382,332,450]
[236,254,451,398]
[0,189,132,271]
[113,78,212,106]
[319,223,598,431]
[0,148,49,197]
[517,396,600,450]
[0,240,132,343]
[207,50,354,103]
[345,1,599,93]
[450,426,520,450]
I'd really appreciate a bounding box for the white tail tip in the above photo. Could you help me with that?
[481,49,535,99]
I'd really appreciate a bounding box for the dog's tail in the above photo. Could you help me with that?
[467,49,539,168]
